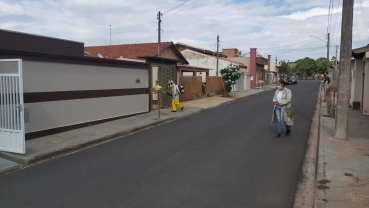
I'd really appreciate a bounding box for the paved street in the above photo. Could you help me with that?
[0,81,319,208]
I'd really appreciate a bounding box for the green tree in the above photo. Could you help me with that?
[237,50,242,57]
[295,57,317,76]
[220,64,241,93]
[277,60,290,79]
[316,59,334,74]
[316,57,326,62]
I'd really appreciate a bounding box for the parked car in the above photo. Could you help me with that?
[285,76,297,85]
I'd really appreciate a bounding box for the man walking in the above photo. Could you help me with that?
[323,72,331,89]
[323,72,331,102]
[168,80,184,112]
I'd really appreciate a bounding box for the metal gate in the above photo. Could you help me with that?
[159,66,175,108]
[0,59,25,154]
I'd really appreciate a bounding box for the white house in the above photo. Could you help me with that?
[351,45,369,115]
[175,43,249,91]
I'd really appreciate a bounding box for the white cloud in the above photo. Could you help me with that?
[281,7,342,20]
[0,0,368,61]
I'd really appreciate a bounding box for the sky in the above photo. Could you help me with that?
[0,0,369,62]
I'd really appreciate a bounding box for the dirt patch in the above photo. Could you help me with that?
[322,199,329,202]
[317,185,330,190]
[318,179,332,185]
[344,173,354,177]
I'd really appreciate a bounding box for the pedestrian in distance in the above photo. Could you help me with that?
[272,79,294,138]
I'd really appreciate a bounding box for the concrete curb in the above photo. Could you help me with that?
[0,158,19,175]
[0,88,274,171]
[293,84,321,208]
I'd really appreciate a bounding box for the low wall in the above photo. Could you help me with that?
[206,76,225,95]
[0,54,150,140]
[179,76,202,101]
[22,60,149,139]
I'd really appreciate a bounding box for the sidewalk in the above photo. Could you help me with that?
[0,85,275,170]
[315,103,369,206]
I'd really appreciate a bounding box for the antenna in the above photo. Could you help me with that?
[98,53,103,58]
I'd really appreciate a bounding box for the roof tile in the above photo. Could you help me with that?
[84,42,172,59]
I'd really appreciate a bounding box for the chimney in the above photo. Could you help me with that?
[250,48,257,89]
[222,48,238,57]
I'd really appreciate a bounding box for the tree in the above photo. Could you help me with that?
[277,60,289,79]
[220,64,241,93]
[316,57,326,62]
[331,56,337,62]
[237,50,242,57]
[295,57,317,76]
[316,59,334,74]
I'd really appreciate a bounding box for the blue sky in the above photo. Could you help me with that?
[0,0,368,61]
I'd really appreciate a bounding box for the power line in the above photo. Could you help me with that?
[221,36,326,50]
[111,22,157,30]
[328,0,333,32]
[331,0,341,38]
[164,0,200,19]
[163,0,189,14]
[353,40,361,47]
[58,22,157,37]
[358,0,369,34]
[329,0,335,32]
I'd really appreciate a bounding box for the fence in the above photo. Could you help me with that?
[179,76,202,101]
[205,76,226,95]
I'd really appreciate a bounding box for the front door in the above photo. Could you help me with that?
[0,59,25,154]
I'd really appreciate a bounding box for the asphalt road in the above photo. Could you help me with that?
[0,81,319,208]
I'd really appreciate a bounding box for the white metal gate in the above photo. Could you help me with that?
[0,59,25,154]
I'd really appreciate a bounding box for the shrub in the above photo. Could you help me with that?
[220,64,241,93]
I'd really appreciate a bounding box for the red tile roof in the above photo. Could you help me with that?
[84,42,173,59]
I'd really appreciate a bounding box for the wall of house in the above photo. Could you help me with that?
[181,49,235,76]
[161,48,179,60]
[181,49,245,90]
[228,57,250,73]
[222,49,238,58]
[354,58,364,104]
[21,60,149,137]
[264,62,278,72]
[363,58,369,115]
[350,60,356,106]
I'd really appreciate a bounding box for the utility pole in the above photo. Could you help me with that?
[334,0,354,140]
[335,45,339,71]
[276,57,278,80]
[327,32,330,75]
[109,25,111,45]
[331,45,339,118]
[267,55,271,84]
[334,45,339,81]
[157,11,162,57]
[109,25,112,58]
[216,35,219,76]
